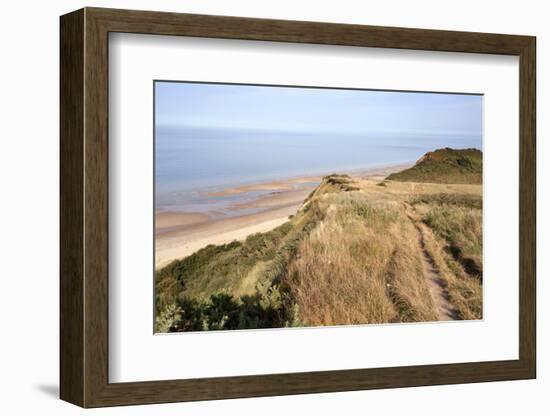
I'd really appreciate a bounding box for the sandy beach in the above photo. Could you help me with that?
[155,164,410,269]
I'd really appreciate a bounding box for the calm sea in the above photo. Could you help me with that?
[155,126,481,212]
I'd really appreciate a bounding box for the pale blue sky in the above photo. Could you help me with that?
[155,81,482,138]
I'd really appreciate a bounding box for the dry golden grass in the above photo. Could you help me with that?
[385,224,439,323]
[286,199,396,325]
[286,190,438,326]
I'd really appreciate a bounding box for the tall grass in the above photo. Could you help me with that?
[409,192,483,319]
[285,192,438,326]
[423,205,482,277]
[419,222,482,319]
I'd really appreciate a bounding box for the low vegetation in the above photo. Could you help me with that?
[408,193,483,319]
[156,148,483,332]
[386,147,482,184]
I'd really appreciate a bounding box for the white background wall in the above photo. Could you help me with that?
[0,0,546,414]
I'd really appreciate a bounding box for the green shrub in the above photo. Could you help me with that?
[169,287,298,332]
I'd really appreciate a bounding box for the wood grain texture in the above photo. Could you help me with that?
[89,7,532,54]
[59,8,84,407]
[518,38,536,376]
[59,7,537,408]
[83,10,110,406]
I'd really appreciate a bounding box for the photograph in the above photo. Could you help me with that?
[154,81,483,333]
[54,6,537,409]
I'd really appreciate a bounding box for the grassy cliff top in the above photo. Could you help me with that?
[386,148,482,184]
[155,169,483,332]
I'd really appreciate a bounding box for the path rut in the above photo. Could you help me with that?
[406,206,459,321]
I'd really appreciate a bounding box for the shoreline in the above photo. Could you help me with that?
[155,163,411,269]
[199,161,414,198]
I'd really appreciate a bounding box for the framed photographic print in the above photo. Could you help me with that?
[60,7,536,407]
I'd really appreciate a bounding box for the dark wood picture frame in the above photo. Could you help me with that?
[60,7,536,408]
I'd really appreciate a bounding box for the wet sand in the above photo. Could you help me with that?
[205,176,322,197]
[156,212,210,234]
